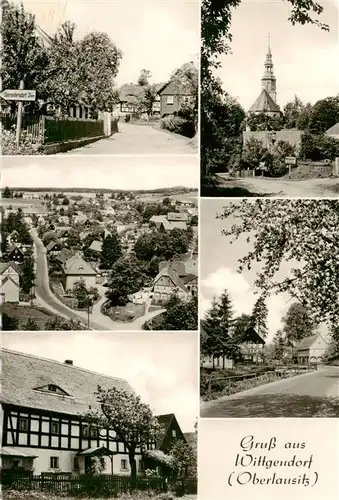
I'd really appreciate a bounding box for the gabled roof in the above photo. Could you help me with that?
[153,267,188,294]
[296,334,319,350]
[1,447,38,458]
[158,80,192,96]
[248,88,280,113]
[182,273,197,285]
[7,244,24,255]
[62,254,96,276]
[1,349,134,416]
[161,221,187,231]
[155,413,185,450]
[0,262,20,275]
[1,275,20,287]
[89,240,103,253]
[240,327,266,345]
[56,248,74,264]
[326,122,339,135]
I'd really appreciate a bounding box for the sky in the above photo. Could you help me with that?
[1,155,199,190]
[199,199,330,344]
[1,331,198,432]
[217,0,339,110]
[17,0,199,85]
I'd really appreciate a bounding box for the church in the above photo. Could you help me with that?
[248,36,281,118]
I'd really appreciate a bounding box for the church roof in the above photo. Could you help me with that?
[248,88,280,113]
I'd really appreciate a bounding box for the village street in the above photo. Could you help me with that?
[61,122,197,155]
[201,366,339,418]
[31,229,165,331]
[217,174,339,197]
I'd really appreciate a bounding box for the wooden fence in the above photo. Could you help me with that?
[204,365,316,401]
[2,472,197,496]
[1,114,119,145]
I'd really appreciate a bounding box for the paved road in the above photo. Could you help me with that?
[217,174,339,197]
[31,229,165,330]
[201,366,339,418]
[61,122,197,155]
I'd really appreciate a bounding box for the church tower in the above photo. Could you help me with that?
[261,35,277,103]
[247,35,280,118]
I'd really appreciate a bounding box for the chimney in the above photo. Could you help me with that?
[64,359,73,365]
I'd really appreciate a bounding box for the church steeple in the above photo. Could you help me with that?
[261,34,277,104]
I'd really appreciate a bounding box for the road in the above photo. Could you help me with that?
[60,122,197,155]
[31,229,165,331]
[201,366,339,418]
[217,174,339,197]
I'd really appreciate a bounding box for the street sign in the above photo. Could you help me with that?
[285,156,297,165]
[0,89,36,101]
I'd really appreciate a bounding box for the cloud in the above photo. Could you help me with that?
[203,267,251,297]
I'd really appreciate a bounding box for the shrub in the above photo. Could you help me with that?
[1,129,43,155]
[160,116,195,138]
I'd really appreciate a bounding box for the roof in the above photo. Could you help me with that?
[1,446,38,458]
[240,327,266,345]
[1,349,134,416]
[89,240,103,253]
[149,215,167,223]
[158,80,192,96]
[155,414,174,449]
[296,334,319,351]
[77,446,116,457]
[326,122,339,135]
[167,212,188,222]
[153,267,188,294]
[248,88,280,113]
[119,82,166,103]
[62,254,97,276]
[182,273,197,285]
[161,221,187,231]
[56,248,74,264]
[1,275,20,287]
[0,262,20,275]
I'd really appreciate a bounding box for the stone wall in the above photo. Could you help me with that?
[243,128,302,152]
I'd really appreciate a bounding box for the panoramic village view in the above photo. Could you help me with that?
[201,0,339,197]
[1,0,198,155]
[1,331,198,499]
[0,158,198,332]
[200,198,339,419]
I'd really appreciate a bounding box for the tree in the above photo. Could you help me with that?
[281,302,314,344]
[308,96,339,134]
[100,233,122,269]
[142,84,158,120]
[171,62,199,132]
[138,69,152,87]
[251,296,268,339]
[20,256,35,295]
[242,137,267,169]
[44,316,83,330]
[272,330,286,360]
[22,318,39,331]
[106,257,147,306]
[169,439,197,478]
[82,386,161,488]
[2,186,13,198]
[1,0,50,112]
[72,280,97,309]
[283,96,306,128]
[219,200,339,326]
[2,313,19,331]
[145,295,198,331]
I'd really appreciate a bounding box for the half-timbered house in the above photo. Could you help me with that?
[0,350,157,476]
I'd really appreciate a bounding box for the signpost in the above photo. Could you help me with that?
[285,156,297,177]
[0,82,37,145]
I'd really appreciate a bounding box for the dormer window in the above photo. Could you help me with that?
[34,384,71,397]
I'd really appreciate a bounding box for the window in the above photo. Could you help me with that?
[34,384,70,396]
[18,417,28,431]
[51,421,60,435]
[81,426,98,438]
[172,429,177,438]
[48,384,57,392]
[121,459,128,471]
[138,460,144,472]
[50,457,59,469]
[166,96,174,105]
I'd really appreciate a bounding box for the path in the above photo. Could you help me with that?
[201,366,339,418]
[31,229,165,331]
[217,174,339,197]
[61,122,197,155]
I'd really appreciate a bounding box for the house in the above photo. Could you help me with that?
[167,212,189,223]
[88,240,103,253]
[7,230,20,245]
[0,262,20,303]
[182,274,198,297]
[61,254,97,291]
[158,81,194,117]
[325,122,339,140]
[7,245,25,264]
[296,332,331,364]
[45,240,63,256]
[0,349,156,476]
[152,267,189,305]
[238,327,266,363]
[114,83,165,117]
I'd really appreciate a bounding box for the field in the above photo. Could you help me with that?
[135,190,198,204]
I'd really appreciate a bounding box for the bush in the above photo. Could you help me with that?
[160,116,195,138]
[300,132,339,161]
[1,129,43,155]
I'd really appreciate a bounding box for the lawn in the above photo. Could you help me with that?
[1,303,55,329]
